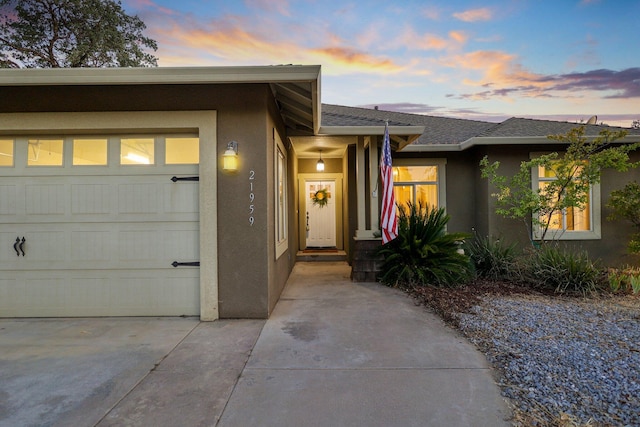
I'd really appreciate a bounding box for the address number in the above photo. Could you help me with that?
[249,169,255,226]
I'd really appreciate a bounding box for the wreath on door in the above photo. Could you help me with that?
[312,188,329,208]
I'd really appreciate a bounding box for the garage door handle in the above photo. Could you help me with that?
[171,176,199,182]
[172,261,200,267]
[14,237,25,256]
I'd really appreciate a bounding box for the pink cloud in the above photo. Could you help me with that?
[309,47,402,72]
[399,28,468,51]
[443,48,640,100]
[453,8,493,22]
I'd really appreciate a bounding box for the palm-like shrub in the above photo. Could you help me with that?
[379,202,473,288]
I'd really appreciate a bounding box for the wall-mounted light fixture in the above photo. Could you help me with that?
[223,141,239,172]
[316,150,325,172]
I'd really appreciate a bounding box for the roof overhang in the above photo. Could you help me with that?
[319,125,425,150]
[0,65,322,135]
[290,125,424,159]
[402,134,640,152]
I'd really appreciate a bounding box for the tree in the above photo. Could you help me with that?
[480,126,638,242]
[607,181,640,254]
[0,0,158,68]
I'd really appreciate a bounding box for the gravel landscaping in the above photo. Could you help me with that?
[410,283,640,426]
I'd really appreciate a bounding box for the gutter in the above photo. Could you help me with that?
[0,65,322,86]
[400,134,640,152]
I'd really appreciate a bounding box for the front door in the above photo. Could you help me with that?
[306,180,336,247]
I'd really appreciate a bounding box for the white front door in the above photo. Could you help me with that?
[306,180,336,247]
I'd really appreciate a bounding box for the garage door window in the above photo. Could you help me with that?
[73,139,108,165]
[0,139,13,166]
[166,137,199,164]
[121,138,155,165]
[27,139,64,166]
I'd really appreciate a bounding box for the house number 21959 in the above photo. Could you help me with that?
[249,170,255,226]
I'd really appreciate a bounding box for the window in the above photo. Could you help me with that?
[121,138,154,165]
[275,133,288,259]
[73,138,108,165]
[532,161,600,240]
[27,139,64,166]
[166,137,199,164]
[0,139,13,166]
[392,159,446,210]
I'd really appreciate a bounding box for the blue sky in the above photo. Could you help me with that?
[124,0,640,127]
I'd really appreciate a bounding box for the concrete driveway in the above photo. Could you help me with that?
[0,318,264,427]
[0,262,511,426]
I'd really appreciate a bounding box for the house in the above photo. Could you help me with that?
[324,104,640,266]
[1,65,638,320]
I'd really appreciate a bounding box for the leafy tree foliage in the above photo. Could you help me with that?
[0,0,158,68]
[480,126,638,242]
[607,181,640,254]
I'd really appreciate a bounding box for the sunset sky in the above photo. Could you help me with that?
[124,0,640,127]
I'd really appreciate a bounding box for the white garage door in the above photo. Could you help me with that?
[0,135,200,317]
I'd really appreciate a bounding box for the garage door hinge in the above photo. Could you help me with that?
[171,176,199,182]
[171,261,200,267]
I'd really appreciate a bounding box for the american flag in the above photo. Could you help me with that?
[380,122,397,244]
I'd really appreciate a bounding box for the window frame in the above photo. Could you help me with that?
[274,131,288,259]
[530,154,601,241]
[391,158,447,210]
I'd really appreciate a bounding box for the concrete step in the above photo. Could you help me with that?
[295,250,347,262]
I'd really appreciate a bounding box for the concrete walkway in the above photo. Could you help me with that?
[0,262,511,426]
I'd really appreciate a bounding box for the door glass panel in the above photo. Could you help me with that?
[0,139,14,166]
[166,137,199,164]
[27,139,64,166]
[73,139,108,165]
[121,138,154,165]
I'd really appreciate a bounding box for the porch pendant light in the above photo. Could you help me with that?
[316,150,325,172]
[223,141,239,172]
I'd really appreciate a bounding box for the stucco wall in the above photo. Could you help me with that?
[476,145,534,247]
[2,83,293,318]
[265,103,297,317]
[478,145,640,266]
[442,152,476,234]
[395,144,640,266]
[298,158,343,174]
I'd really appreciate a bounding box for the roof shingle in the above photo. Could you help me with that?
[322,104,640,146]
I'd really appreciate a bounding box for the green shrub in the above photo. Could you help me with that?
[607,181,640,254]
[523,245,603,295]
[607,266,640,295]
[465,235,519,281]
[378,202,473,288]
